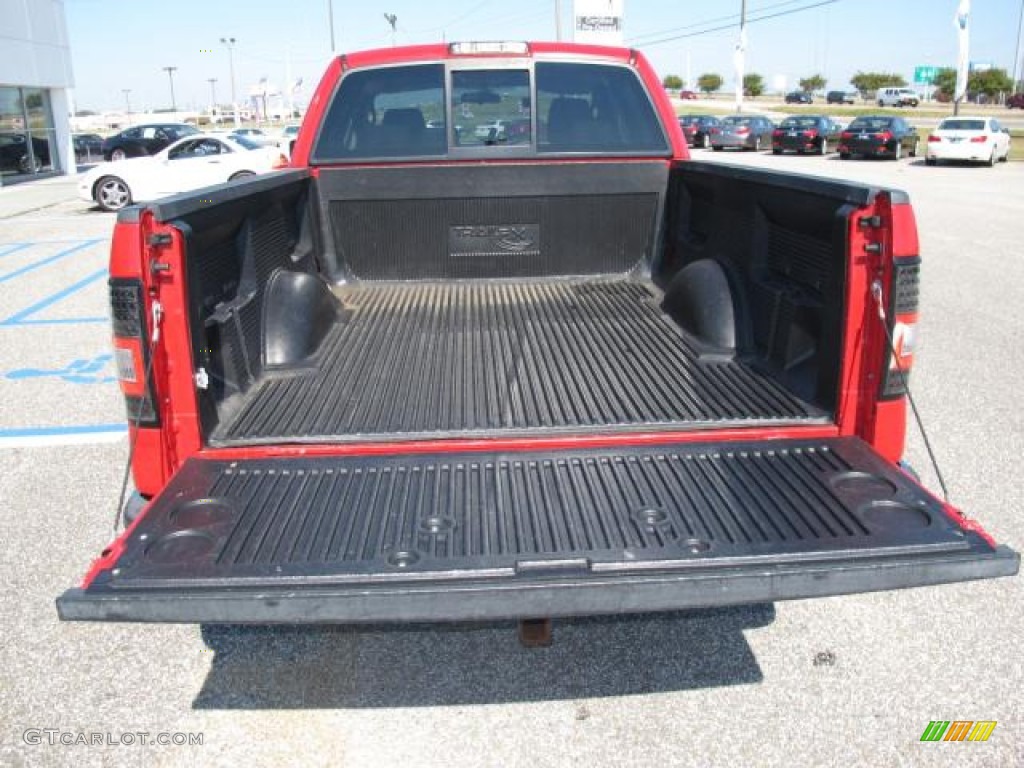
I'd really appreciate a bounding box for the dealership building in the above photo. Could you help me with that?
[0,0,75,184]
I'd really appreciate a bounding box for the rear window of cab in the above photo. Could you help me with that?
[312,61,669,161]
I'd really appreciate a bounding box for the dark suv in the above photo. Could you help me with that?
[1007,93,1024,109]
[827,91,855,105]
[101,123,198,161]
[785,92,813,104]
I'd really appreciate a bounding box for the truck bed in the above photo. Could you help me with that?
[211,279,824,445]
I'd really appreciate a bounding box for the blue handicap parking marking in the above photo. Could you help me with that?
[5,353,116,385]
[2,267,108,326]
[0,238,103,284]
[0,239,109,326]
[0,243,32,259]
[0,239,124,443]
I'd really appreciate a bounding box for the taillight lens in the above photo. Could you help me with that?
[841,131,853,140]
[803,130,818,138]
[272,153,289,168]
[735,126,750,134]
[773,130,783,137]
[928,135,941,142]
[880,257,920,399]
[110,279,158,425]
[875,131,893,141]
[970,135,988,143]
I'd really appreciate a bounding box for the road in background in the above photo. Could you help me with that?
[0,157,1020,767]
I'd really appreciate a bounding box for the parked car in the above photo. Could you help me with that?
[101,123,198,161]
[80,134,283,212]
[0,133,51,173]
[785,91,813,104]
[827,91,856,105]
[677,114,721,149]
[925,116,1011,166]
[1006,93,1024,109]
[710,114,775,151]
[277,124,301,159]
[877,87,920,107]
[678,90,698,100]
[472,118,529,144]
[771,115,843,155]
[72,133,104,162]
[229,127,279,147]
[838,116,919,160]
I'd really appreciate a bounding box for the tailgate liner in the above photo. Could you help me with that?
[59,438,1017,622]
[211,281,824,445]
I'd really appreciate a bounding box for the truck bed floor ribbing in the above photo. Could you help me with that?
[211,280,824,445]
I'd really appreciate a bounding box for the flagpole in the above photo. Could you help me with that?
[954,0,971,116]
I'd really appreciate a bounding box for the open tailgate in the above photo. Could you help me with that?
[58,437,1017,623]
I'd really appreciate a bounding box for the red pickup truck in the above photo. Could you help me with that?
[58,42,1017,626]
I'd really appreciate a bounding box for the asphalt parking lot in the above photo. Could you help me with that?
[0,153,1021,767]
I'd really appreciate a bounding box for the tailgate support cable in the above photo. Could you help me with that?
[113,301,163,530]
[871,280,950,502]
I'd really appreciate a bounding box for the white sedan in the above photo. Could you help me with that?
[79,134,285,211]
[925,116,1012,166]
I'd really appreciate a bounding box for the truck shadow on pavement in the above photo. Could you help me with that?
[193,604,774,708]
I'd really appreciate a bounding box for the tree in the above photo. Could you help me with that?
[934,66,1012,101]
[970,67,1013,99]
[662,74,683,90]
[743,73,765,97]
[799,74,827,94]
[932,67,957,100]
[850,71,907,98]
[697,73,723,95]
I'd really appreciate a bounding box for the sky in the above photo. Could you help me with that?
[63,0,1024,112]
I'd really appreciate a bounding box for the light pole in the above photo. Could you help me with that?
[220,36,239,127]
[122,89,131,120]
[554,0,561,41]
[258,77,269,124]
[327,0,336,53]
[1012,0,1024,92]
[162,66,178,112]
[735,0,747,113]
[207,78,217,115]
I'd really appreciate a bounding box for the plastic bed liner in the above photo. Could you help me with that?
[57,437,1018,623]
[211,280,825,445]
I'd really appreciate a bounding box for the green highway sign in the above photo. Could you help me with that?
[914,65,939,85]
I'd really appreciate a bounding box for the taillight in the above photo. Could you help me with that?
[927,135,942,142]
[970,135,987,143]
[110,280,159,425]
[773,129,783,137]
[803,130,818,138]
[272,153,289,168]
[841,131,853,140]
[875,131,892,141]
[880,257,920,399]
[710,127,721,134]
[735,126,750,134]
